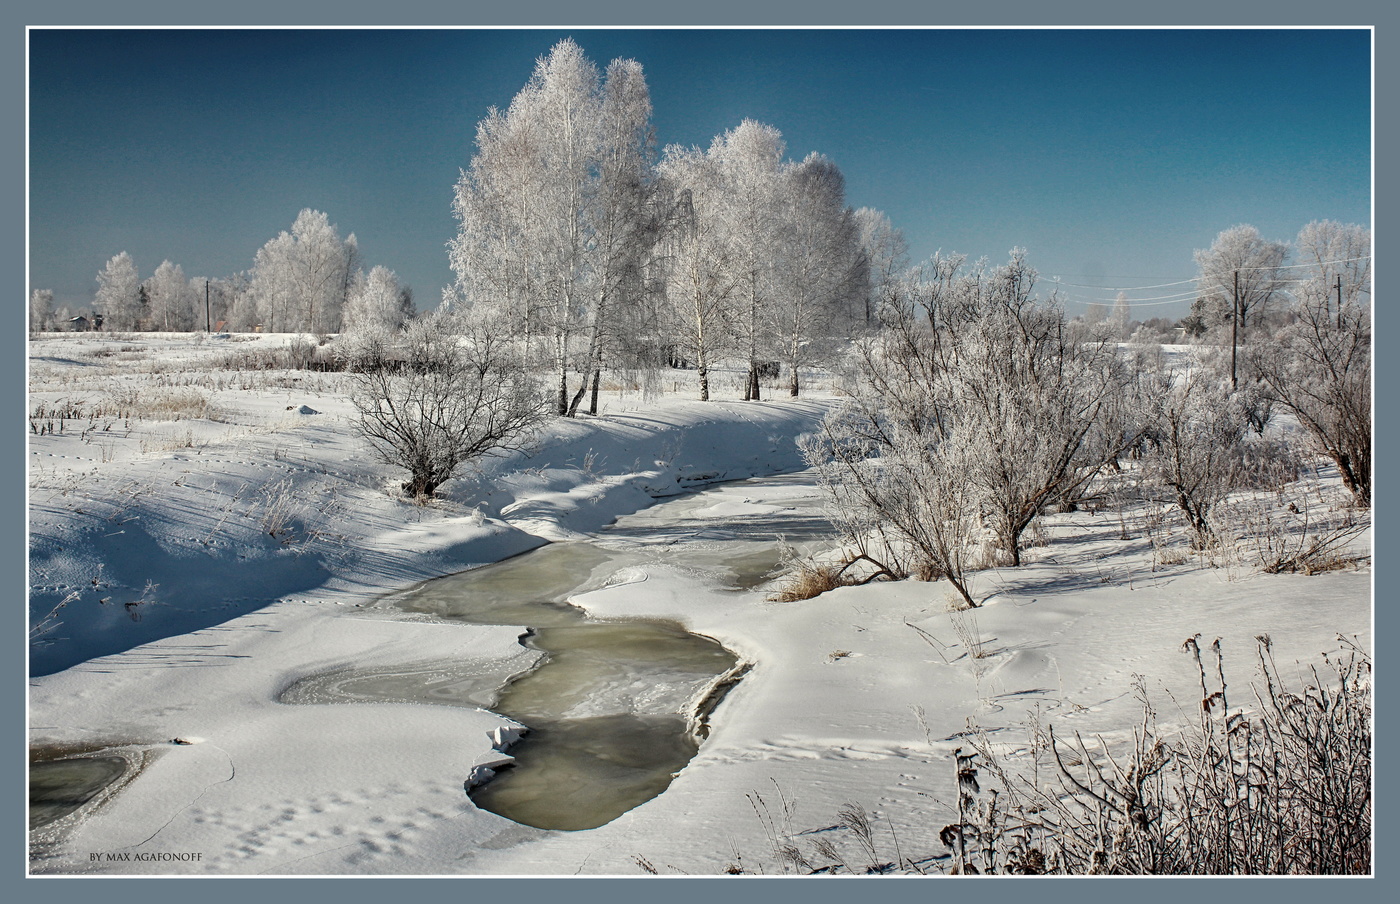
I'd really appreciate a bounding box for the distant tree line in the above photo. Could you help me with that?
[30,209,414,337]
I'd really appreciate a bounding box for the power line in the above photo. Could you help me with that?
[1059,294,1205,309]
[1049,276,1198,291]
[1055,287,1203,304]
[1049,255,1371,297]
[1230,254,1371,273]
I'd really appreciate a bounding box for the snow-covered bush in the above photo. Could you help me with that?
[347,310,545,499]
[1248,286,1370,508]
[803,251,1140,606]
[1137,371,1274,548]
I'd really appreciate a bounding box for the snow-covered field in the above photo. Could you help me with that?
[27,332,1371,876]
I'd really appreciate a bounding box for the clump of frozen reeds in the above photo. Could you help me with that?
[957,635,1371,875]
[744,636,1370,876]
[766,559,854,602]
[767,545,899,603]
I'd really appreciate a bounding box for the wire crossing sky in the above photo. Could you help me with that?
[27,27,1371,319]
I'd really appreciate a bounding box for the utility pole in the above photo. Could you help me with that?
[1336,274,1344,330]
[1231,269,1239,390]
[205,279,211,333]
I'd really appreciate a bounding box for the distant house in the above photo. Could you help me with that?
[65,314,104,332]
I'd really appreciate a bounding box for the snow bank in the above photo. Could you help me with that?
[28,331,833,674]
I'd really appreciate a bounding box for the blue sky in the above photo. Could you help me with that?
[27,27,1371,319]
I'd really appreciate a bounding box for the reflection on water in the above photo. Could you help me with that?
[30,756,127,830]
[468,714,698,832]
[467,622,735,830]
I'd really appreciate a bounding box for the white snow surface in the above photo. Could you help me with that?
[27,333,1371,876]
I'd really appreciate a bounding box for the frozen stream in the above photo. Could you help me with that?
[282,473,833,832]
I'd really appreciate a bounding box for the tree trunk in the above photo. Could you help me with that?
[567,374,589,417]
[1335,452,1369,508]
[569,289,609,418]
[947,574,977,609]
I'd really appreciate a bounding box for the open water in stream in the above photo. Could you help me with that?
[283,472,833,832]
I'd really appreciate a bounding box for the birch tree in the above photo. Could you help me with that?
[250,209,359,333]
[1110,291,1132,340]
[343,265,412,337]
[144,260,196,332]
[449,101,544,346]
[1194,224,1288,333]
[568,56,658,416]
[656,149,737,402]
[853,206,908,328]
[769,153,863,397]
[711,119,786,400]
[1248,221,1371,507]
[96,252,142,331]
[29,289,54,334]
[450,39,658,417]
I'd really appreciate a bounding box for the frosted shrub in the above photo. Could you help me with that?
[803,252,1142,607]
[348,311,544,499]
[1138,370,1275,548]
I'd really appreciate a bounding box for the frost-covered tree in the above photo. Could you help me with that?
[949,252,1132,563]
[1248,221,1371,507]
[1194,225,1288,333]
[656,123,862,401]
[803,277,984,605]
[656,148,738,402]
[852,206,908,328]
[1293,219,1371,316]
[29,289,54,334]
[1110,291,1132,340]
[569,56,659,416]
[343,265,412,337]
[1082,301,1108,324]
[96,252,142,331]
[450,39,658,417]
[187,275,239,332]
[144,260,196,331]
[348,310,545,499]
[768,152,863,397]
[1140,369,1271,546]
[711,119,787,400]
[250,209,359,333]
[449,98,542,343]
[217,273,258,332]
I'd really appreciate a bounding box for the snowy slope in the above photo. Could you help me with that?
[27,334,1370,876]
